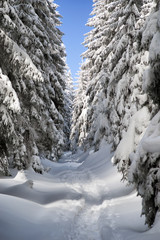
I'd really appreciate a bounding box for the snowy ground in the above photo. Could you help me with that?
[0,144,160,240]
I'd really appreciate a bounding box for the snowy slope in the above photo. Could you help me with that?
[0,144,159,240]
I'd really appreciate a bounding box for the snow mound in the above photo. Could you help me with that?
[0,145,159,240]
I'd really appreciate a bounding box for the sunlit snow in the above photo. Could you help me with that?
[0,144,159,240]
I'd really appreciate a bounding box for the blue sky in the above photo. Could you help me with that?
[56,0,93,80]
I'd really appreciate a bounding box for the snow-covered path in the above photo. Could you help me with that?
[0,145,159,240]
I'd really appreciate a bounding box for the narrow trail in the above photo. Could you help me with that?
[56,149,136,240]
[69,200,100,240]
[58,153,103,239]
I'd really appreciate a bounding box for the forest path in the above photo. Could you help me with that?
[53,147,145,240]
[0,146,148,240]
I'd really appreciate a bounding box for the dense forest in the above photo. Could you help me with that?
[1,0,160,230]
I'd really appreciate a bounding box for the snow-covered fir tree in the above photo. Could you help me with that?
[64,64,74,148]
[109,0,155,178]
[0,0,71,175]
[71,0,113,150]
[70,62,90,152]
[129,0,160,227]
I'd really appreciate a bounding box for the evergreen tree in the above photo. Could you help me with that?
[129,0,160,226]
[109,0,155,178]
[0,0,70,175]
[70,66,89,151]
[71,0,115,150]
[64,64,74,148]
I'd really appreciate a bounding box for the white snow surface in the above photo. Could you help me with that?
[0,144,159,240]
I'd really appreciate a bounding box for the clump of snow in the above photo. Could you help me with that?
[149,31,160,62]
[129,111,160,178]
[141,11,158,48]
[113,107,150,175]
[14,170,28,182]
[31,155,44,174]
[0,68,20,112]
[131,111,160,159]
[142,67,154,92]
